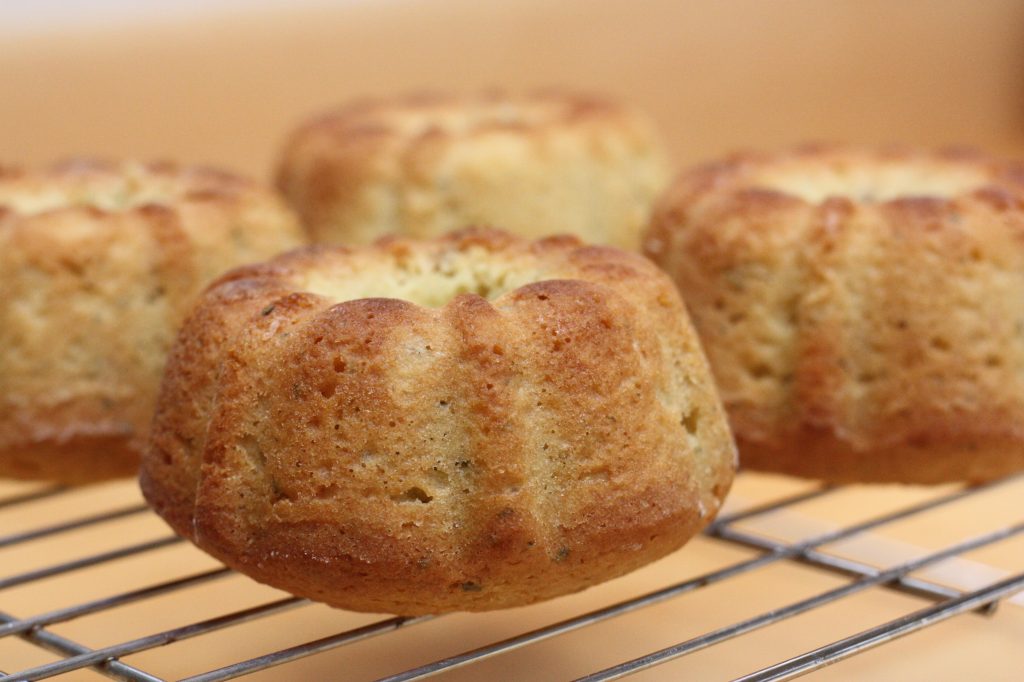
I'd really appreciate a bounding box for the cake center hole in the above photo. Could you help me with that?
[299,246,549,308]
[753,162,987,204]
[0,170,179,216]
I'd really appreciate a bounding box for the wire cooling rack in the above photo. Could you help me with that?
[0,471,1021,681]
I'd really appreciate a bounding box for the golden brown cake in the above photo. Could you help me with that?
[140,227,736,614]
[0,159,307,483]
[276,91,669,250]
[645,145,1024,483]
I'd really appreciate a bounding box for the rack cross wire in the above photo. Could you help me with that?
[0,472,1021,681]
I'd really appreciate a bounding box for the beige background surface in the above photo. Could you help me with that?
[3,0,1024,177]
[2,1,1023,679]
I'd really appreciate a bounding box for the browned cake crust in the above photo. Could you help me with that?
[140,227,736,614]
[0,159,307,483]
[276,91,669,249]
[645,145,1024,483]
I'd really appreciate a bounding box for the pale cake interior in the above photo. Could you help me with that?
[333,94,598,143]
[299,245,557,308]
[753,159,988,204]
[0,165,181,215]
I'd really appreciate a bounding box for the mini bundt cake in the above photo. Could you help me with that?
[645,145,1024,483]
[276,91,669,250]
[0,159,307,483]
[140,228,736,614]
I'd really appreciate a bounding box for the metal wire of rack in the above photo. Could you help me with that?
[0,471,1021,682]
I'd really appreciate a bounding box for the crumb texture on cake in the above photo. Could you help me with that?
[0,159,307,483]
[140,228,736,614]
[276,91,669,249]
[645,145,1024,483]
